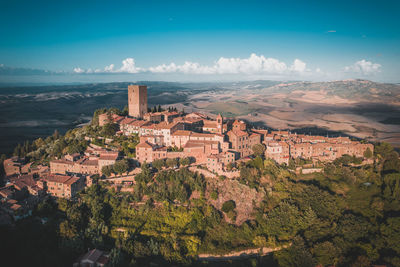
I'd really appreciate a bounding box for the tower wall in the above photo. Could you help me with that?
[128,85,148,118]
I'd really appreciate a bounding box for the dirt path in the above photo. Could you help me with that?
[197,246,283,261]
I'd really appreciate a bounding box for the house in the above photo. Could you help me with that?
[3,156,24,176]
[73,249,109,267]
[43,174,85,198]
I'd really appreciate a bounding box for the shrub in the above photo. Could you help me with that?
[221,200,236,213]
[210,191,218,200]
[166,158,178,168]
[152,159,165,171]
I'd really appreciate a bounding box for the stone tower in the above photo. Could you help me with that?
[217,113,223,134]
[128,85,148,118]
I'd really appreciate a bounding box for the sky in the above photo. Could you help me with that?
[0,0,399,84]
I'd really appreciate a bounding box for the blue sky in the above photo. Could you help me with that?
[0,0,399,83]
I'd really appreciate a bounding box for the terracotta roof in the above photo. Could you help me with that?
[249,132,260,138]
[156,121,182,129]
[0,187,14,198]
[203,120,217,128]
[51,159,74,165]
[11,203,22,211]
[184,140,218,148]
[120,118,136,125]
[229,130,248,137]
[191,132,215,138]
[184,140,206,148]
[162,111,179,116]
[233,119,245,125]
[63,177,80,186]
[172,130,192,136]
[81,159,99,166]
[99,155,118,161]
[44,174,80,185]
[129,120,151,127]
[136,141,154,149]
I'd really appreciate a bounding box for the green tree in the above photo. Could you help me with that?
[102,123,119,137]
[383,151,400,173]
[313,241,341,266]
[152,159,165,171]
[101,165,113,177]
[274,237,316,267]
[364,147,373,159]
[252,144,266,157]
[113,159,129,175]
[166,158,178,168]
[179,157,190,166]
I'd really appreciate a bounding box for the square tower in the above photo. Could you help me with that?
[128,85,148,118]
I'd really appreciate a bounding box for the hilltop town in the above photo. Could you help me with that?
[1,84,374,220]
[3,84,398,267]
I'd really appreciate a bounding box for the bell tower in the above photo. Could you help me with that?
[217,113,223,134]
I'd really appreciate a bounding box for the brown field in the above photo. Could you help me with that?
[176,85,400,147]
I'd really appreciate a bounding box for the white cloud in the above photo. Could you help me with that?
[344,59,381,75]
[327,30,336,33]
[104,64,114,72]
[148,63,178,73]
[117,58,141,73]
[289,59,307,73]
[73,58,141,74]
[73,67,85,74]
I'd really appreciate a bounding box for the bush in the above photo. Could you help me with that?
[152,159,165,171]
[179,157,190,166]
[166,158,178,168]
[221,200,236,213]
[210,191,218,200]
[252,144,266,157]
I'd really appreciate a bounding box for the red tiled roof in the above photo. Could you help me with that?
[129,120,151,127]
[156,121,182,129]
[172,130,192,136]
[120,118,136,125]
[136,141,154,149]
[191,132,215,138]
[203,120,217,128]
[229,130,248,137]
[99,155,118,161]
[44,174,80,185]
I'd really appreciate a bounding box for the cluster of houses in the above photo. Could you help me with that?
[101,111,373,175]
[0,144,121,224]
[0,84,374,225]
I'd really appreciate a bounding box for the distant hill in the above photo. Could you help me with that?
[259,79,400,104]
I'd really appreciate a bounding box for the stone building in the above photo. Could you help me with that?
[227,130,261,158]
[43,174,85,199]
[128,85,148,118]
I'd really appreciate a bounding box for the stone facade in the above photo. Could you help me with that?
[128,85,148,118]
[43,174,85,199]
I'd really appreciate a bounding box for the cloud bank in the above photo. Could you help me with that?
[344,60,381,75]
[73,53,312,77]
[1,56,383,81]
